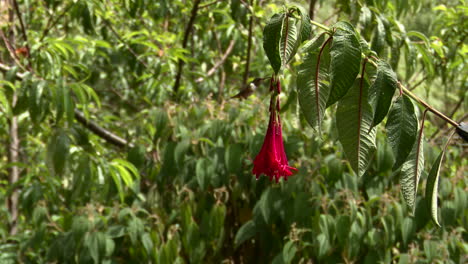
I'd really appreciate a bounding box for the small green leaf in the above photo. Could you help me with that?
[425,151,445,227]
[336,78,376,177]
[369,60,398,127]
[234,220,256,248]
[327,21,362,106]
[263,13,285,74]
[386,95,418,170]
[297,34,331,132]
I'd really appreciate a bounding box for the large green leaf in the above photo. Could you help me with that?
[336,78,376,177]
[263,13,285,74]
[327,21,362,106]
[425,151,445,227]
[279,15,299,66]
[369,60,398,127]
[297,34,331,132]
[399,116,425,213]
[386,95,418,170]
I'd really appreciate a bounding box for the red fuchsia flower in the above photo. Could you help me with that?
[252,80,297,182]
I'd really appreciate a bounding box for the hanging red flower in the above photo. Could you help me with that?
[252,79,297,182]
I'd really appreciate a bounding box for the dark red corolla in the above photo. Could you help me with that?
[252,79,297,182]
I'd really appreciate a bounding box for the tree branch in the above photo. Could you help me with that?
[4,0,20,236]
[74,110,132,148]
[309,0,317,20]
[172,0,202,94]
[242,0,255,86]
[0,62,133,148]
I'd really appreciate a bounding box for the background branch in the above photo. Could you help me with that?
[0,62,133,148]
[242,0,255,86]
[172,0,202,94]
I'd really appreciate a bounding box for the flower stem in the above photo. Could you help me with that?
[309,19,330,32]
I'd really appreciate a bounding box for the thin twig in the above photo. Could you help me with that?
[399,82,459,127]
[0,29,28,72]
[172,0,202,94]
[196,39,235,83]
[11,0,32,70]
[103,19,149,68]
[40,2,76,42]
[243,0,255,86]
[199,0,222,9]
[409,76,427,91]
[430,95,466,140]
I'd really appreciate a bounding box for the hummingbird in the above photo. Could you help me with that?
[231,77,269,100]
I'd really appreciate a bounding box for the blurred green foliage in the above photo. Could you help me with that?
[0,0,466,263]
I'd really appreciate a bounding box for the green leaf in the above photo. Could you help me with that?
[335,215,351,246]
[234,220,256,248]
[369,60,398,127]
[399,118,425,213]
[401,217,415,247]
[141,232,154,256]
[64,85,74,125]
[297,34,331,132]
[386,95,418,170]
[225,144,243,174]
[282,241,297,264]
[279,15,299,66]
[28,81,46,124]
[47,129,70,175]
[371,16,386,56]
[425,151,445,227]
[55,79,65,123]
[263,13,285,74]
[336,78,376,177]
[196,158,209,190]
[107,225,126,238]
[327,21,362,106]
